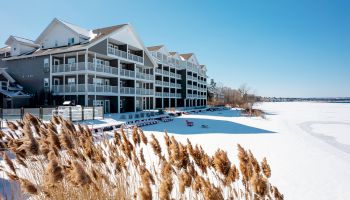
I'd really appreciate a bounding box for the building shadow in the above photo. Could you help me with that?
[142,117,274,135]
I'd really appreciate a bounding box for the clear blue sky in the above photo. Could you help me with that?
[1,0,349,97]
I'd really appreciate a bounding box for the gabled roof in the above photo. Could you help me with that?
[180,53,194,60]
[0,46,10,53]
[147,45,164,51]
[60,19,91,38]
[35,18,93,44]
[91,24,127,43]
[5,36,39,47]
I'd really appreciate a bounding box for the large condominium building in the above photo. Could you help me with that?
[0,18,207,113]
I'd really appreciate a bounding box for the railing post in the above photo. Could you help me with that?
[0,108,2,129]
[82,106,84,121]
[39,107,43,120]
[69,107,72,121]
[92,105,95,120]
[20,107,24,121]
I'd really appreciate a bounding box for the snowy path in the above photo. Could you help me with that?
[142,102,350,200]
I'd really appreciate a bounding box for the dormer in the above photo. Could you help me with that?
[35,18,93,49]
[180,53,199,66]
[5,36,39,56]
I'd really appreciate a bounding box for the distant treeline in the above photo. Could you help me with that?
[263,97,350,103]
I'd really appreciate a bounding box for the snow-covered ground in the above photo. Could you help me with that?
[2,102,349,199]
[141,102,350,200]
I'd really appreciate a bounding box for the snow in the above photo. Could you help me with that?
[140,102,350,200]
[1,102,350,199]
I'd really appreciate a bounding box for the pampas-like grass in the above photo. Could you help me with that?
[261,157,271,178]
[0,114,283,200]
[19,178,38,195]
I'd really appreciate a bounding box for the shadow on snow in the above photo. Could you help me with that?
[142,117,274,135]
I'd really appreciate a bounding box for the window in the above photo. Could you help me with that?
[68,38,74,46]
[67,58,76,64]
[67,78,75,85]
[44,78,49,87]
[93,100,104,106]
[44,58,49,67]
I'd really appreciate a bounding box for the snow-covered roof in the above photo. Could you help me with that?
[59,18,91,39]
[5,36,39,47]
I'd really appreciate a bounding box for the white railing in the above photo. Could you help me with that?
[176,84,181,88]
[155,80,162,86]
[170,83,176,87]
[163,82,170,87]
[52,62,118,76]
[187,84,193,89]
[163,70,170,76]
[176,74,181,79]
[108,46,144,63]
[53,84,117,94]
[169,93,176,97]
[128,53,144,63]
[136,88,154,95]
[155,92,162,97]
[120,87,135,95]
[186,75,192,80]
[176,93,181,98]
[120,69,135,78]
[155,68,162,74]
[136,72,154,80]
[163,92,169,97]
[169,72,176,78]
[108,47,127,59]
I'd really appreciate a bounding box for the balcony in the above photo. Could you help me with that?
[169,72,176,78]
[163,70,170,76]
[52,62,118,76]
[136,88,154,95]
[187,84,193,89]
[176,83,181,88]
[136,72,154,81]
[108,46,144,63]
[120,69,135,78]
[176,74,181,79]
[176,93,181,98]
[163,82,170,87]
[170,82,176,87]
[52,84,118,94]
[155,80,162,86]
[155,68,162,74]
[120,87,135,95]
[155,92,162,97]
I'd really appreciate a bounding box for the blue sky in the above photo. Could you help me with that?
[0,0,349,97]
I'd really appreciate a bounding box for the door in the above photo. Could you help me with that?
[104,100,110,113]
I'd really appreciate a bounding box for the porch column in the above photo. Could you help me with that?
[117,59,121,113]
[84,50,88,106]
[94,53,97,104]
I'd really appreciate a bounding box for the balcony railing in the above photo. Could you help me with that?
[176,83,181,88]
[136,72,154,80]
[108,47,127,59]
[108,46,144,63]
[53,84,118,94]
[163,82,170,87]
[176,93,181,98]
[155,92,162,97]
[170,82,176,87]
[52,62,118,76]
[120,69,135,78]
[155,80,162,86]
[120,87,135,95]
[169,72,176,78]
[128,53,144,63]
[136,88,154,95]
[176,74,181,79]
[155,68,162,74]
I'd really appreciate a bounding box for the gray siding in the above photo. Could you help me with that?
[89,39,107,55]
[4,55,49,94]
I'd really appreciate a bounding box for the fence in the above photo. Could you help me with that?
[0,106,104,129]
